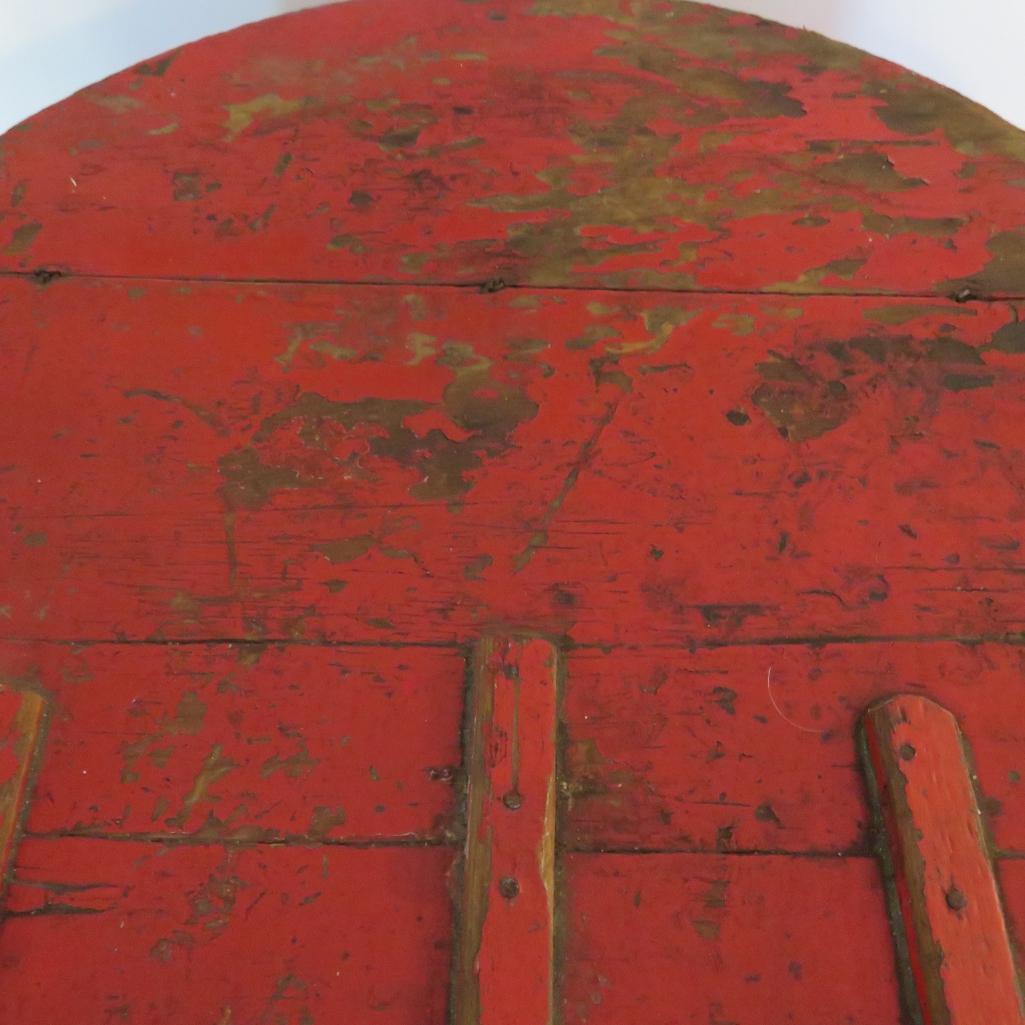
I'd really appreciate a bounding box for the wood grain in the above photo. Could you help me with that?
[0,642,463,843]
[0,838,455,1023]
[3,278,1025,649]
[561,852,904,1025]
[862,695,1024,1025]
[2,0,1025,296]
[562,643,1025,855]
[454,637,558,1025]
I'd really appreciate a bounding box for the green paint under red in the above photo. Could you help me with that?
[0,0,1024,294]
[1,1,1025,1021]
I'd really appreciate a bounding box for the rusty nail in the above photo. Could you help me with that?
[498,876,520,900]
[945,885,968,912]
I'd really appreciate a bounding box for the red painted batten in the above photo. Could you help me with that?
[454,636,558,1025]
[862,695,1025,1025]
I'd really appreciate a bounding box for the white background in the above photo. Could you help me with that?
[1,0,1023,133]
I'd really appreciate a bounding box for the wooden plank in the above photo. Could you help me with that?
[0,838,454,1023]
[993,862,1025,1003]
[563,643,1025,856]
[861,695,1024,1025]
[2,1,1024,295]
[3,277,1025,649]
[0,641,463,842]
[453,636,558,1025]
[0,685,46,901]
[561,852,903,1024]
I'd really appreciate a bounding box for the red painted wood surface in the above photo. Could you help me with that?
[3,278,1025,648]
[862,696,1024,1025]
[1,0,1024,297]
[0,686,46,899]
[454,637,558,1025]
[0,642,462,842]
[0,838,454,1023]
[3,0,1025,1020]
[561,853,904,1024]
[562,643,1025,855]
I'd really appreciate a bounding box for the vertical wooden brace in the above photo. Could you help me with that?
[453,636,558,1025]
[0,686,47,906]
[862,694,1025,1025]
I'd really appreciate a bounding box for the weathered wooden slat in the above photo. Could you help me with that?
[0,838,454,1023]
[453,636,558,1025]
[9,637,1025,862]
[3,278,1025,649]
[562,643,1025,856]
[0,641,463,843]
[0,685,46,902]
[561,852,904,1025]
[861,695,1025,1025]
[2,0,1024,295]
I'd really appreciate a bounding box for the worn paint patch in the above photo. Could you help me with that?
[776,258,867,293]
[218,449,313,510]
[864,304,978,325]
[945,229,1025,297]
[276,321,359,368]
[2,0,1024,295]
[713,313,757,336]
[867,79,1025,162]
[752,354,853,441]
[530,0,866,74]
[0,687,48,899]
[594,38,806,121]
[220,357,539,509]
[751,330,998,441]
[313,535,376,564]
[3,221,41,255]
[862,213,964,238]
[135,51,180,77]
[88,94,142,114]
[989,318,1025,353]
[223,94,304,140]
[814,151,923,192]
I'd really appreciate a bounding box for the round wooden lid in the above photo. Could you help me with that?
[2,4,1024,1023]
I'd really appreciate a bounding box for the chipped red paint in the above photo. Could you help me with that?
[454,637,557,1025]
[862,696,1024,1025]
[2,0,1025,1021]
[7,643,463,843]
[3,278,1025,647]
[0,839,454,1023]
[563,644,1025,856]
[1,0,1025,296]
[562,853,905,1024]
[0,686,46,900]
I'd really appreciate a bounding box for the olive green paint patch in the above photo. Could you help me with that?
[3,221,41,255]
[989,320,1025,354]
[945,229,1025,297]
[942,373,994,391]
